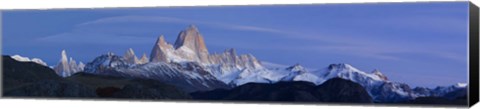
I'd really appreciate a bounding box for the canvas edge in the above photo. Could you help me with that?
[0,10,3,98]
[468,1,479,107]
[0,1,475,108]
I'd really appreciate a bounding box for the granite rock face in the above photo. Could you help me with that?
[150,25,210,63]
[149,25,261,68]
[53,50,84,77]
[150,35,172,62]
[138,53,149,64]
[124,48,139,64]
[173,25,210,63]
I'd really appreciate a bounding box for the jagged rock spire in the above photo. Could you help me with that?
[174,25,203,49]
[53,50,83,77]
[157,35,168,47]
[61,50,68,67]
[147,25,262,69]
[54,50,70,77]
[150,35,170,62]
[124,48,139,64]
[138,53,149,64]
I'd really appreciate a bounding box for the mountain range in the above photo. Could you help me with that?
[6,25,467,104]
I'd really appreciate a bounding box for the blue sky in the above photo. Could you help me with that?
[2,2,469,87]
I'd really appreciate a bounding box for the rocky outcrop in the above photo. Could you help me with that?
[208,48,262,69]
[372,69,388,81]
[123,48,149,64]
[69,57,82,73]
[83,53,130,75]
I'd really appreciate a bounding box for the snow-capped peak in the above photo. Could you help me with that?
[31,58,47,66]
[455,83,467,88]
[327,63,359,71]
[11,55,30,62]
[286,64,307,73]
[78,62,86,70]
[372,69,388,81]
[10,55,48,66]
[107,52,115,56]
[320,63,385,81]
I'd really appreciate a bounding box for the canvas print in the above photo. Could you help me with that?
[1,1,472,106]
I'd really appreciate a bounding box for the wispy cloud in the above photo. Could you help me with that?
[220,25,285,33]
[37,15,292,45]
[37,32,152,45]
[76,15,286,34]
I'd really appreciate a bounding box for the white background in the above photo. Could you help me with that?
[0,0,478,109]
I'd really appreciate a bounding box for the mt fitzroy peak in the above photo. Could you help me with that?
[149,25,262,69]
[150,25,209,63]
[148,25,265,85]
[150,25,260,67]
